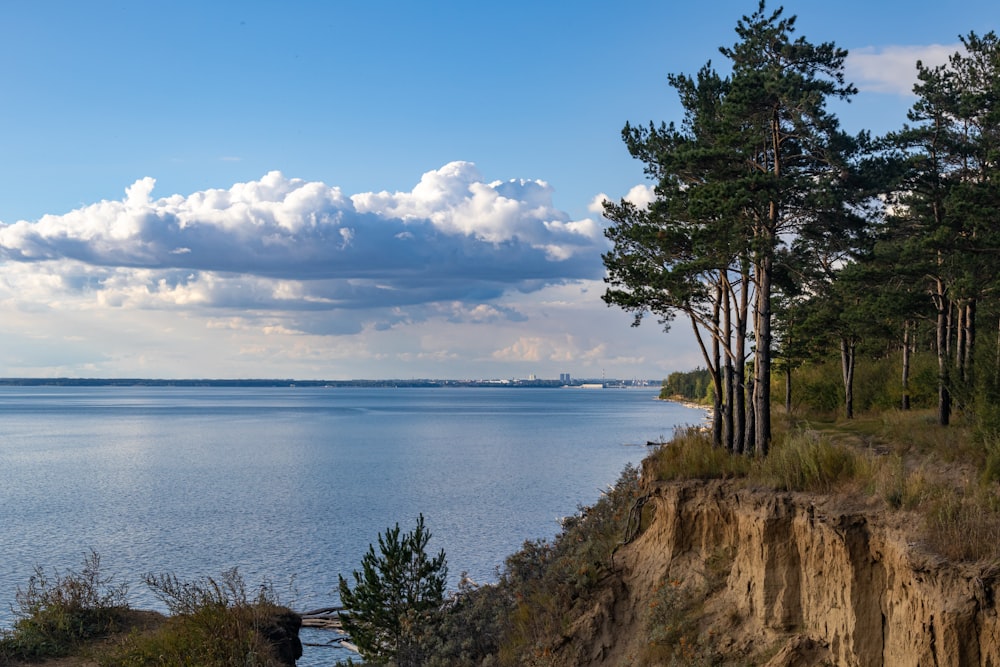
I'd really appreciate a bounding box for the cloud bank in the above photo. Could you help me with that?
[846,43,960,96]
[0,162,604,325]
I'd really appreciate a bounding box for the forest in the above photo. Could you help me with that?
[602,1,1000,456]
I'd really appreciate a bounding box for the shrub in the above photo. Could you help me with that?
[794,360,842,414]
[496,465,642,665]
[100,568,299,667]
[0,550,129,661]
[143,567,277,616]
[101,606,291,667]
[644,577,714,666]
[419,576,508,667]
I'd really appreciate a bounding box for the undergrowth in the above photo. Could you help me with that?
[0,561,297,667]
[0,550,130,662]
[496,464,642,665]
[100,569,295,667]
[641,548,733,666]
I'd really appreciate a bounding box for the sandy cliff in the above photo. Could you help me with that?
[553,478,999,666]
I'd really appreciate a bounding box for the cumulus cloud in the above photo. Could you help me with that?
[0,163,605,316]
[590,184,656,218]
[846,43,960,96]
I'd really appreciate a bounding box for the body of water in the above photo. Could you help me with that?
[0,385,702,663]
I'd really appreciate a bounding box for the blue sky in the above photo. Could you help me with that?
[0,0,994,380]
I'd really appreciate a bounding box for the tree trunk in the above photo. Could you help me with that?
[690,314,724,445]
[785,366,792,414]
[955,300,967,387]
[935,279,951,426]
[841,337,856,420]
[722,281,735,451]
[966,299,976,389]
[995,314,1000,386]
[711,292,723,447]
[733,265,750,455]
[901,320,911,411]
[754,251,773,455]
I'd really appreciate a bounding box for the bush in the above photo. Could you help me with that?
[418,575,507,667]
[496,465,642,665]
[101,606,294,667]
[100,568,299,667]
[0,550,129,661]
[143,567,277,616]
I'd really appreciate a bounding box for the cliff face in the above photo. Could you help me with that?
[556,479,1000,667]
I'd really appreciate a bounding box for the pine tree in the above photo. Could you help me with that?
[603,1,860,454]
[881,31,1000,425]
[338,514,447,666]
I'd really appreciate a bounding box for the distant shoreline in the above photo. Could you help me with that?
[0,378,660,389]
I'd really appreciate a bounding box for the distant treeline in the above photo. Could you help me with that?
[659,369,713,403]
[0,378,638,389]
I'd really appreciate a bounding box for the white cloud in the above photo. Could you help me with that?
[590,184,656,217]
[0,167,706,379]
[0,163,604,316]
[589,194,610,215]
[622,185,656,209]
[846,43,960,96]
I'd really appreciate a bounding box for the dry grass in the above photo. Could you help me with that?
[752,431,860,493]
[646,409,1000,563]
[645,428,751,481]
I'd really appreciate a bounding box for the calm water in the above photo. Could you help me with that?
[0,385,702,664]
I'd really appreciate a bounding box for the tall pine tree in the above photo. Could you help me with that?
[604,1,860,454]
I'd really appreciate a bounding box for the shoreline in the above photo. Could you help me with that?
[658,395,714,420]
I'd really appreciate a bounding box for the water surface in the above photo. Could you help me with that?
[0,385,702,663]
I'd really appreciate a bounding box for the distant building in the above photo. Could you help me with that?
[559,373,571,384]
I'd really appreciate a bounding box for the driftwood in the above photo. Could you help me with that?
[298,606,359,652]
[300,606,345,630]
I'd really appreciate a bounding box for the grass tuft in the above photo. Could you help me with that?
[752,431,860,493]
[646,428,751,481]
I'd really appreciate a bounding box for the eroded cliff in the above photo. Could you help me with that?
[553,478,999,666]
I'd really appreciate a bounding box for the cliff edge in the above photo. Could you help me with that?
[551,477,999,667]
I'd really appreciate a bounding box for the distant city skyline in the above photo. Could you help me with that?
[0,1,994,379]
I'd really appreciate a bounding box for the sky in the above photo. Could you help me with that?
[0,1,995,381]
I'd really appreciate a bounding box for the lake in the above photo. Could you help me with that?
[0,385,703,664]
